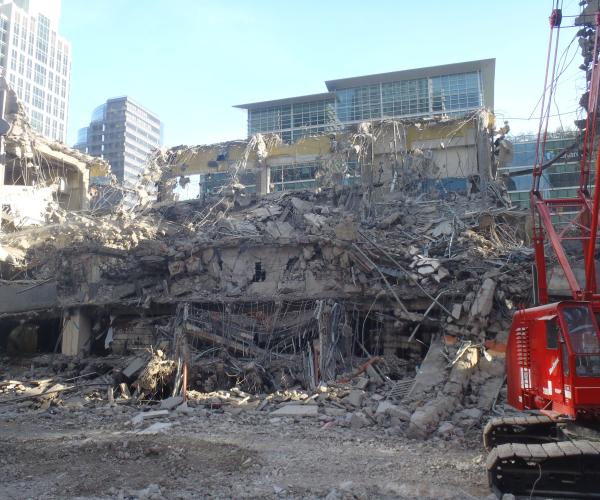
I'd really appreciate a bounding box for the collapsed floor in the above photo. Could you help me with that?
[0,176,532,446]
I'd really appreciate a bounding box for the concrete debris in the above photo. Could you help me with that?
[271,404,319,417]
[131,410,170,427]
[343,390,364,408]
[136,422,173,435]
[0,136,531,451]
[159,395,184,410]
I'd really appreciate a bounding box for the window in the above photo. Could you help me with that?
[292,100,335,128]
[563,306,599,353]
[34,63,46,86]
[35,15,49,64]
[248,105,291,135]
[562,340,570,376]
[24,82,31,102]
[546,320,559,349]
[32,86,44,109]
[562,305,600,377]
[30,109,43,132]
[26,58,32,79]
[49,32,55,69]
[382,78,429,118]
[13,15,20,45]
[270,162,319,191]
[10,48,16,70]
[431,72,482,114]
[336,84,381,122]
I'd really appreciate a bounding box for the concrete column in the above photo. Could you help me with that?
[476,112,493,192]
[256,163,270,195]
[61,308,92,356]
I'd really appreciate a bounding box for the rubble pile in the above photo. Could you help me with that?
[0,177,532,439]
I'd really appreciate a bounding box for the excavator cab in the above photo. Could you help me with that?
[563,305,600,376]
[506,301,600,418]
[488,302,600,498]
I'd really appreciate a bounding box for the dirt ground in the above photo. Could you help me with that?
[0,400,493,500]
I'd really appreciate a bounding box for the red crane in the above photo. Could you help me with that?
[483,6,600,498]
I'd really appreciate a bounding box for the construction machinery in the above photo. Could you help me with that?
[483,5,600,498]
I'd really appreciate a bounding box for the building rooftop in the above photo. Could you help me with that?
[234,92,334,111]
[325,58,495,90]
[234,59,496,111]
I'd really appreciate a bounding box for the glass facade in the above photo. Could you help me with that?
[248,98,337,143]
[382,78,429,117]
[0,3,71,143]
[198,171,257,195]
[246,71,483,142]
[336,84,381,122]
[75,97,162,186]
[270,162,319,191]
[499,131,582,210]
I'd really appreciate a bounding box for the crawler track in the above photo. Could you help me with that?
[486,439,600,498]
[483,415,556,450]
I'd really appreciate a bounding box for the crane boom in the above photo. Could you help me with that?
[484,6,600,498]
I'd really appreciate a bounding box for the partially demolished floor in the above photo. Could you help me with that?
[0,185,532,499]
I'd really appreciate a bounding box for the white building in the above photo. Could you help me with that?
[0,0,70,143]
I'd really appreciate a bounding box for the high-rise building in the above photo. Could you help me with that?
[74,96,162,185]
[235,59,495,143]
[0,0,70,143]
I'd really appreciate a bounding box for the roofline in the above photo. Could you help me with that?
[234,58,496,112]
[324,59,495,90]
[234,92,334,110]
[104,96,161,121]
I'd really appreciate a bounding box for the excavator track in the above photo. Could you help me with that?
[483,415,557,451]
[487,440,600,498]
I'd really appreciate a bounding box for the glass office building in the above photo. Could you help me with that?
[237,59,494,144]
[74,97,162,186]
[0,0,70,143]
[231,59,495,194]
[499,131,581,209]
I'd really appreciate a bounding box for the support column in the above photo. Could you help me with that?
[258,163,270,195]
[61,308,92,356]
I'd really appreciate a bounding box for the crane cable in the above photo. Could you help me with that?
[533,3,563,193]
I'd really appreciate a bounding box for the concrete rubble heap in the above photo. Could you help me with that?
[0,77,109,233]
[0,142,532,441]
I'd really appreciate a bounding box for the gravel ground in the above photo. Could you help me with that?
[0,400,494,500]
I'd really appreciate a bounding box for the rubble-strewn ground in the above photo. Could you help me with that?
[0,401,490,500]
[0,350,510,500]
[0,121,534,500]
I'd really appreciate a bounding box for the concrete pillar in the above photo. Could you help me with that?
[61,308,92,356]
[476,112,493,192]
[258,164,270,195]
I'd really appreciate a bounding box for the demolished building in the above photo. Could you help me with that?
[0,78,109,229]
[0,53,534,440]
[0,102,532,438]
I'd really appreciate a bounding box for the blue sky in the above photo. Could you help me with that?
[61,0,585,147]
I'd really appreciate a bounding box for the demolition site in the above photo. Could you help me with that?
[1,3,600,499]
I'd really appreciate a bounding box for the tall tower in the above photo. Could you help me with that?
[74,97,163,186]
[0,0,71,143]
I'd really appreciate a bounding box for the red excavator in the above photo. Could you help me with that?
[483,6,600,498]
